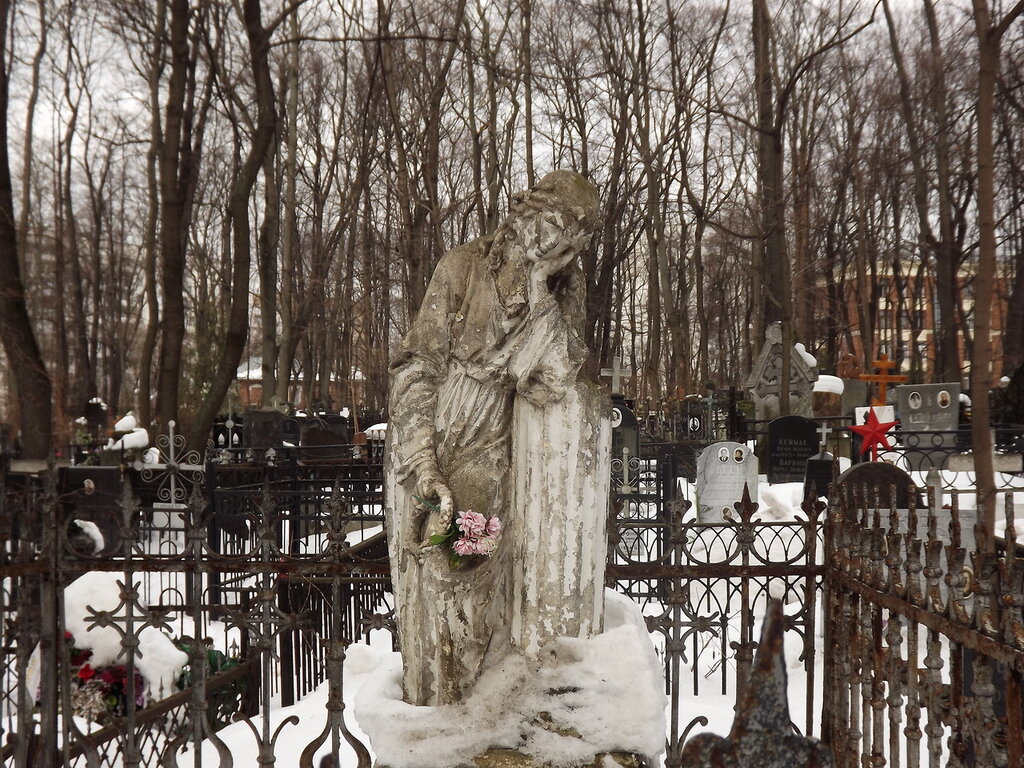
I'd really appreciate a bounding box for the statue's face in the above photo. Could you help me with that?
[508,209,589,271]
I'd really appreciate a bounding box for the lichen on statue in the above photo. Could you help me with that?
[384,170,612,706]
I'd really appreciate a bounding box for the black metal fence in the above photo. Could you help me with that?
[2,431,1022,767]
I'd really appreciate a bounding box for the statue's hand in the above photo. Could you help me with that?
[414,470,454,548]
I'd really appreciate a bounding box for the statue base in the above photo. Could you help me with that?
[379,748,648,768]
[471,748,649,767]
[356,591,666,768]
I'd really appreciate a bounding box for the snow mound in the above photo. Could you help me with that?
[71,520,105,553]
[794,342,817,369]
[365,423,387,441]
[355,590,666,767]
[813,375,844,395]
[113,411,137,432]
[64,572,187,698]
[104,427,149,451]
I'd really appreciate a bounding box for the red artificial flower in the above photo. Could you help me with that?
[77,664,95,682]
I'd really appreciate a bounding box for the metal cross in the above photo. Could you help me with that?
[600,357,631,395]
[817,421,832,452]
[133,420,205,510]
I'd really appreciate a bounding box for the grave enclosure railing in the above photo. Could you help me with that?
[823,472,1024,768]
[2,439,1023,767]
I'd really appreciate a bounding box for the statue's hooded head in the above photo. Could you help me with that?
[490,170,601,292]
[510,170,601,230]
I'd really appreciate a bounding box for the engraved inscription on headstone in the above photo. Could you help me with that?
[895,383,960,470]
[696,441,758,522]
[767,415,818,485]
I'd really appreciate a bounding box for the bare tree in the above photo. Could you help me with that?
[0,0,52,458]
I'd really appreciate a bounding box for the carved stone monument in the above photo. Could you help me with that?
[372,170,664,767]
[745,323,819,421]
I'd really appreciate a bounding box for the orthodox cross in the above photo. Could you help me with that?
[859,353,908,406]
[601,357,631,395]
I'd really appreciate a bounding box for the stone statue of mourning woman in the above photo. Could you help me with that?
[384,170,612,707]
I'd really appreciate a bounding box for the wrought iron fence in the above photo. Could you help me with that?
[606,446,826,768]
[4,431,1021,767]
[0,444,389,768]
[823,466,1024,768]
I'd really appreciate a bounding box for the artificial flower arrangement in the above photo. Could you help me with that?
[62,632,147,723]
[417,497,502,569]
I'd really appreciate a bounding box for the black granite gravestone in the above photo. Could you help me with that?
[767,415,818,484]
[803,451,834,501]
[244,409,285,448]
[58,466,123,555]
[611,394,640,461]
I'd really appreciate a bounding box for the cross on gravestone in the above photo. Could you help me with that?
[601,357,631,395]
[817,422,831,451]
[859,353,908,406]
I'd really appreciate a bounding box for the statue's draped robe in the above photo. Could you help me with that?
[385,238,611,706]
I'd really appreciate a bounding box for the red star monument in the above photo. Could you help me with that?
[850,407,898,461]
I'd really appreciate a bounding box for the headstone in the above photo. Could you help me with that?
[896,383,960,470]
[301,417,348,459]
[767,415,818,484]
[281,416,301,445]
[695,442,758,522]
[610,394,640,461]
[84,399,107,433]
[58,466,123,555]
[840,379,869,418]
[243,408,285,448]
[744,322,819,420]
[803,451,834,501]
[834,461,918,509]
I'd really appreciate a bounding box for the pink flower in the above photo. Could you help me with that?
[453,537,477,556]
[485,516,502,538]
[456,510,487,537]
[472,536,498,555]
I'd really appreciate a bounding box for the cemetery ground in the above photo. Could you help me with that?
[2,392,1023,767]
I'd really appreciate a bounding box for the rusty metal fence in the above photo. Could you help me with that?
[2,437,1022,767]
[0,440,390,768]
[823,465,1024,768]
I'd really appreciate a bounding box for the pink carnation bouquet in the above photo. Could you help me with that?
[416,497,502,569]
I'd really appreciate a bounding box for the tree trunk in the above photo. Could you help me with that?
[155,0,191,429]
[188,0,278,451]
[0,0,52,458]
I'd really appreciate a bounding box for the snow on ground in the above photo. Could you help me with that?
[355,591,665,768]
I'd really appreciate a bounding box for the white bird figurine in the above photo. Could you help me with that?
[113,411,137,432]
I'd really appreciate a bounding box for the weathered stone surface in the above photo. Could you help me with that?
[678,600,833,768]
[469,748,648,767]
[378,750,646,768]
[745,323,819,421]
[384,170,611,706]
